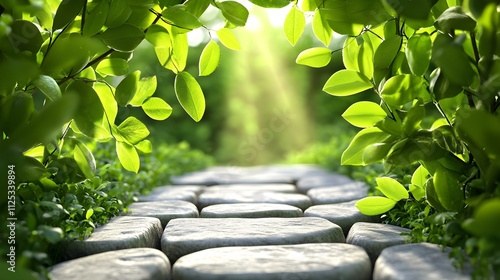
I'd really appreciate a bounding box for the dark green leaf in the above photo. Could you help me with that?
[434,6,477,32]
[53,0,85,29]
[115,70,140,106]
[429,68,463,100]
[402,104,425,136]
[8,20,44,53]
[433,168,463,211]
[185,0,212,17]
[218,1,249,27]
[374,36,402,70]
[425,178,447,211]
[249,0,292,8]
[105,0,132,28]
[100,24,145,52]
[382,0,438,20]
[83,1,109,36]
[319,0,392,26]
[456,108,500,160]
[323,69,373,96]
[33,75,61,101]
[174,71,205,122]
[406,33,432,76]
[462,198,500,237]
[0,92,34,136]
[432,33,476,86]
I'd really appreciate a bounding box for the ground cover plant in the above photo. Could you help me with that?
[0,0,499,279]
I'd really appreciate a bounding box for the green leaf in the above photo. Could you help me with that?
[162,5,203,30]
[381,74,426,106]
[343,38,360,71]
[185,0,212,17]
[296,47,332,68]
[462,198,500,237]
[53,0,85,29]
[83,1,109,36]
[129,76,157,106]
[164,32,188,73]
[312,10,332,47]
[323,69,373,96]
[319,0,392,27]
[432,33,475,86]
[412,165,430,187]
[355,196,397,216]
[68,81,110,139]
[402,104,425,136]
[218,1,249,27]
[85,208,94,220]
[284,6,305,46]
[373,36,402,70]
[216,28,240,50]
[142,97,173,121]
[248,0,292,8]
[9,20,44,53]
[175,71,205,122]
[115,71,140,106]
[105,0,132,28]
[135,139,153,154]
[94,82,117,124]
[302,0,317,11]
[0,92,34,136]
[363,142,394,165]
[39,226,64,244]
[146,24,171,48]
[433,168,463,212]
[117,116,150,145]
[96,58,129,76]
[342,127,388,165]
[342,101,387,128]
[9,93,78,151]
[358,35,374,80]
[116,141,140,173]
[429,68,463,100]
[406,33,432,76]
[33,75,61,101]
[434,6,476,32]
[376,177,409,201]
[199,40,220,76]
[383,0,438,20]
[73,140,96,179]
[100,24,145,52]
[409,184,426,201]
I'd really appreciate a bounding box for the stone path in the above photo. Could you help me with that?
[49,164,471,280]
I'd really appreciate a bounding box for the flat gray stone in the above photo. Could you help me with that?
[307,182,368,204]
[138,187,198,204]
[215,173,295,185]
[161,217,345,262]
[200,203,303,218]
[304,200,380,234]
[374,243,471,280]
[346,222,410,264]
[50,248,171,280]
[296,174,355,194]
[197,191,312,210]
[151,185,205,195]
[173,243,371,280]
[126,200,199,228]
[62,216,162,260]
[171,171,218,185]
[204,183,297,193]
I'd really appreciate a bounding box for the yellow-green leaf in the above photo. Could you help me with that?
[375,177,409,201]
[355,196,397,216]
[116,141,140,173]
[174,71,205,122]
[296,47,332,68]
[33,75,61,101]
[312,10,332,47]
[342,127,388,165]
[284,5,305,46]
[199,40,220,76]
[323,69,373,96]
[341,101,387,128]
[142,97,172,121]
[216,28,240,50]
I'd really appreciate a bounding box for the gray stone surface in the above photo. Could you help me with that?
[346,222,410,264]
[50,248,171,280]
[200,203,303,218]
[161,217,345,262]
[304,200,380,234]
[197,191,312,210]
[138,187,198,204]
[307,182,368,204]
[216,172,295,185]
[62,216,162,260]
[296,173,355,193]
[171,168,295,185]
[204,183,297,193]
[173,243,371,280]
[126,200,199,228]
[374,243,471,280]
[171,171,218,185]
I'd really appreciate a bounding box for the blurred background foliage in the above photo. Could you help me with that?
[127,6,376,166]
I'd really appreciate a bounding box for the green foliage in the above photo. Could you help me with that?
[287,1,500,277]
